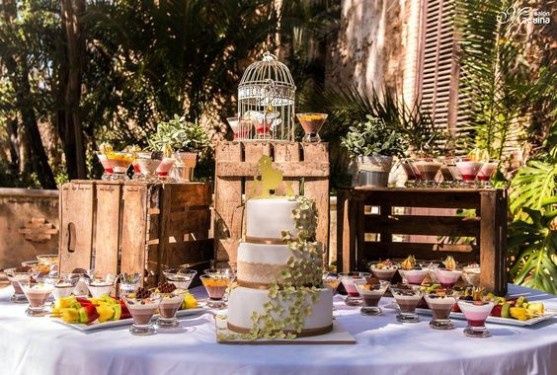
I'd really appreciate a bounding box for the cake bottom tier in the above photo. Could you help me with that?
[227,286,333,337]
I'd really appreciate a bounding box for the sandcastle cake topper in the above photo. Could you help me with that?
[253,155,294,198]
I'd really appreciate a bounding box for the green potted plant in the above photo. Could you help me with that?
[148,115,210,181]
[341,115,406,187]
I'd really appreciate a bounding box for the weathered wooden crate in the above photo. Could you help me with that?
[59,181,212,285]
[214,141,330,265]
[337,187,507,294]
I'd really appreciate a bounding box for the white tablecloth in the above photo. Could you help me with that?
[0,284,556,375]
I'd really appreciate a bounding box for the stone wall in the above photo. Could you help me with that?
[0,188,59,269]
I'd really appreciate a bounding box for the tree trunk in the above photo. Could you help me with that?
[1,0,56,188]
[60,0,87,180]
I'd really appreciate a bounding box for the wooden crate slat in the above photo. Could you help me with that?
[362,241,477,261]
[163,239,214,268]
[355,189,481,209]
[216,162,329,177]
[362,215,480,237]
[93,184,121,276]
[168,209,211,233]
[169,183,211,207]
[59,182,94,274]
[120,184,149,276]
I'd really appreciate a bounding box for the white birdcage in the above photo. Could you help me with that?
[237,52,296,141]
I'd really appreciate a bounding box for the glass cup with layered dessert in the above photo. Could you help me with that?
[124,287,162,335]
[401,159,421,187]
[135,151,162,182]
[433,256,462,288]
[355,278,390,316]
[17,278,55,316]
[322,272,341,294]
[424,290,458,330]
[52,274,78,299]
[5,266,31,303]
[154,281,186,329]
[339,272,371,306]
[296,113,328,143]
[390,284,423,323]
[398,255,429,286]
[201,268,234,309]
[118,272,142,297]
[87,275,115,298]
[455,157,483,187]
[462,263,481,286]
[411,158,442,187]
[476,160,498,187]
[369,259,398,282]
[457,299,495,338]
[163,267,197,290]
[105,151,135,181]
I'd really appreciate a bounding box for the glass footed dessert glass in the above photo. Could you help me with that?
[201,268,234,309]
[96,152,115,180]
[135,152,162,182]
[455,159,483,187]
[5,267,30,303]
[87,276,115,298]
[296,113,328,143]
[412,158,442,187]
[18,279,54,316]
[391,285,423,323]
[339,272,371,306]
[124,294,162,336]
[424,293,458,330]
[355,280,390,316]
[434,268,462,288]
[398,268,429,286]
[156,157,175,181]
[462,264,481,287]
[105,151,135,181]
[163,268,197,290]
[156,289,186,329]
[369,260,398,281]
[457,300,495,338]
[477,160,498,187]
[118,272,142,297]
[52,274,77,299]
[227,116,252,140]
[401,159,420,187]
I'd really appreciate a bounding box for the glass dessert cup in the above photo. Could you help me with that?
[18,280,54,316]
[200,274,233,309]
[462,264,481,287]
[412,159,442,187]
[355,280,390,316]
[118,272,142,297]
[369,263,398,282]
[391,286,423,323]
[322,272,341,293]
[135,152,162,182]
[163,268,197,290]
[156,157,175,181]
[227,116,252,140]
[87,277,114,298]
[424,294,457,330]
[398,268,429,286]
[36,254,58,268]
[477,161,498,187]
[156,290,186,329]
[401,159,420,187]
[52,275,76,299]
[457,300,495,338]
[456,160,483,186]
[106,151,134,181]
[296,113,328,143]
[434,268,462,288]
[96,152,114,180]
[5,267,30,303]
[124,295,161,336]
[339,272,371,306]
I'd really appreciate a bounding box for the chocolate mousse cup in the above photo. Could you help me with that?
[356,280,390,316]
[391,286,423,323]
[19,282,54,316]
[424,294,457,330]
[124,297,161,336]
[5,268,29,303]
[156,293,185,329]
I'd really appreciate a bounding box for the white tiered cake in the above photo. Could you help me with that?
[227,197,333,337]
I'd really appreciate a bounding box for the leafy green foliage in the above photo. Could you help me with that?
[341,115,406,157]
[510,157,557,215]
[148,115,210,153]
[508,203,557,295]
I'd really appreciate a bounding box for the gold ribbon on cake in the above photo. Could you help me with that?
[244,236,286,245]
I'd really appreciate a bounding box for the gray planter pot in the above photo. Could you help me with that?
[353,155,393,188]
[171,152,198,182]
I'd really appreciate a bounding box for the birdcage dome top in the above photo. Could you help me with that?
[238,52,296,106]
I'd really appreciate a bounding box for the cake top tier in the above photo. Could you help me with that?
[245,198,297,240]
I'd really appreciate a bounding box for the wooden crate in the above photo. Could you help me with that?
[59,180,212,285]
[214,141,330,265]
[337,187,508,294]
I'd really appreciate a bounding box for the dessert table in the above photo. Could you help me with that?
[0,284,556,375]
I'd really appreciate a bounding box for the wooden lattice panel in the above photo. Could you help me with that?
[214,141,330,266]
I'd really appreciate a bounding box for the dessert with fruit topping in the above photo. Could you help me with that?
[398,255,428,285]
[155,282,185,329]
[339,272,371,306]
[424,290,457,330]
[355,279,390,316]
[369,259,398,281]
[434,256,462,288]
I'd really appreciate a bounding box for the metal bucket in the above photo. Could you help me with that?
[358,171,389,187]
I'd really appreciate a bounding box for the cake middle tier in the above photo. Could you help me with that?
[237,242,292,287]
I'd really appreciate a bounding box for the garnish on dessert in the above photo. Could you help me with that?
[442,256,457,271]
[372,259,397,270]
[400,255,417,270]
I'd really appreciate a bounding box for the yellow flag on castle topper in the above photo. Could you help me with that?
[253,155,294,197]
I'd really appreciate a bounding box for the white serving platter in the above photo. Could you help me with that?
[416,308,556,327]
[52,307,207,332]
